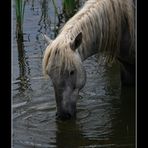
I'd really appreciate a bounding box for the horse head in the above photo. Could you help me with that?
[43,32,86,119]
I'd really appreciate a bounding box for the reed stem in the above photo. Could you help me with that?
[15,0,26,41]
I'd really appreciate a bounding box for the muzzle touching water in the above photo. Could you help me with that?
[56,90,78,119]
[56,102,76,120]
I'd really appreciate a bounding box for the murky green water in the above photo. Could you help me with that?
[12,1,135,147]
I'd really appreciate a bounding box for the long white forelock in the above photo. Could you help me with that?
[43,0,134,77]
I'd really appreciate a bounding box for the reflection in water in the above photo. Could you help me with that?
[111,86,135,147]
[14,0,32,96]
[36,0,62,47]
[15,37,32,95]
[38,0,50,34]
[120,86,135,140]
[103,63,135,147]
[34,0,51,55]
[55,120,85,148]
[121,86,135,133]
[54,87,135,147]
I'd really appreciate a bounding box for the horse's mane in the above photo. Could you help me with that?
[43,0,135,77]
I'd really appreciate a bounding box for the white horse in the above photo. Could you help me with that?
[43,0,135,119]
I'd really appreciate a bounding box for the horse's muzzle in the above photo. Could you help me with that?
[56,110,76,120]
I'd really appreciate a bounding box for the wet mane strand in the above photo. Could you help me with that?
[43,0,134,77]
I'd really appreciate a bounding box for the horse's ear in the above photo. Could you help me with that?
[70,32,82,51]
[41,33,53,44]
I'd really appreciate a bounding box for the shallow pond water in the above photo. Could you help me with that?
[12,1,135,147]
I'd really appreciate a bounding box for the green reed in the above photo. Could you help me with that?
[15,0,26,41]
[63,0,77,19]
[51,0,79,21]
[52,0,59,17]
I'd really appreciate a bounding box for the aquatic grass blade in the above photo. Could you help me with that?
[63,0,77,19]
[52,0,59,16]
[15,0,26,41]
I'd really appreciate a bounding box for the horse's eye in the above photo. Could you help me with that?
[70,70,74,75]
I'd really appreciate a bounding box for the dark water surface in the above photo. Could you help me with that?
[12,1,135,147]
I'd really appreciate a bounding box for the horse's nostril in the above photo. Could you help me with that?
[56,112,72,120]
[66,113,71,118]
